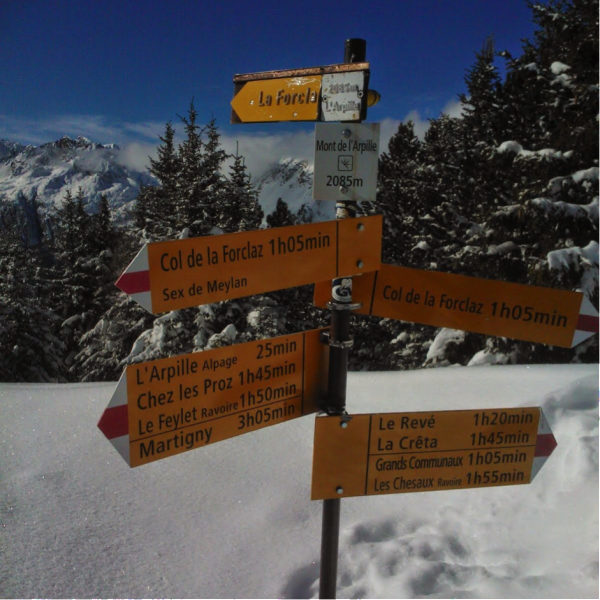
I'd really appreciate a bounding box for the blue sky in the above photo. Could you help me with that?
[0,0,537,171]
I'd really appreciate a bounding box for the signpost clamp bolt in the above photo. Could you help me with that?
[357,260,364,268]
[340,186,348,194]
[342,129,351,138]
[357,223,365,231]
[330,337,354,349]
[326,302,363,312]
[336,487,344,495]
[339,414,352,428]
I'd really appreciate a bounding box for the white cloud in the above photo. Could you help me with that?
[375,111,429,154]
[376,96,466,152]
[220,129,315,179]
[441,98,465,118]
[123,121,168,141]
[401,110,431,140]
[117,142,159,172]
[0,98,468,177]
[0,114,169,147]
[0,114,120,145]
[378,118,402,154]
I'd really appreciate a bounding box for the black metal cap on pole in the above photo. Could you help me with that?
[344,38,367,64]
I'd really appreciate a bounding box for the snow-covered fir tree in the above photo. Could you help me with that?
[217,149,263,233]
[372,0,598,370]
[0,193,66,381]
[91,112,272,374]
[0,0,596,382]
[134,121,180,239]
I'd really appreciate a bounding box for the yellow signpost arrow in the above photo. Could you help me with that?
[230,62,369,123]
[314,263,599,348]
[117,215,382,314]
[231,76,322,123]
[98,329,329,467]
[311,408,557,500]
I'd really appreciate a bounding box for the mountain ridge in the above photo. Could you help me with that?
[0,136,331,223]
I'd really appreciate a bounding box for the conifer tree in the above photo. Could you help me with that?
[219,151,263,232]
[0,195,66,382]
[178,102,212,236]
[459,35,503,144]
[377,120,428,266]
[93,194,116,253]
[149,122,180,198]
[135,122,181,240]
[266,198,296,228]
[295,203,314,224]
[371,0,598,371]
[197,117,231,232]
[17,190,44,247]
[54,189,78,266]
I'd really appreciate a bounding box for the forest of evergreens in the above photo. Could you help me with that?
[0,0,597,382]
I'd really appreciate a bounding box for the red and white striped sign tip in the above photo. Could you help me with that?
[531,408,558,481]
[572,295,599,347]
[115,245,152,313]
[97,372,131,466]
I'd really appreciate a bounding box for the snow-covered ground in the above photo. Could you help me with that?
[1,364,598,599]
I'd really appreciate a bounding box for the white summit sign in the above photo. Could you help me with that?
[313,122,380,202]
[320,71,367,122]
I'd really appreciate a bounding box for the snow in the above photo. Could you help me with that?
[2,364,597,599]
[487,241,518,255]
[551,73,573,89]
[496,141,566,160]
[547,240,599,271]
[256,157,335,223]
[468,348,513,366]
[550,61,571,75]
[425,328,466,365]
[547,241,599,296]
[497,141,525,154]
[572,167,600,184]
[532,196,599,221]
[412,241,431,251]
[0,138,156,221]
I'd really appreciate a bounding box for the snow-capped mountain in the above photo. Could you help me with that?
[0,136,335,224]
[0,139,26,159]
[0,136,156,221]
[254,157,335,222]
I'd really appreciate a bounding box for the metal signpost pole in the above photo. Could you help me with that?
[319,37,367,600]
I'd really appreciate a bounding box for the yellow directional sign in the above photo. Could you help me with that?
[98,329,329,467]
[231,76,322,123]
[231,62,369,123]
[314,263,598,348]
[117,215,382,314]
[311,408,557,500]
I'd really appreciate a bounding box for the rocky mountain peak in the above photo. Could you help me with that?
[0,139,27,160]
[0,136,155,220]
